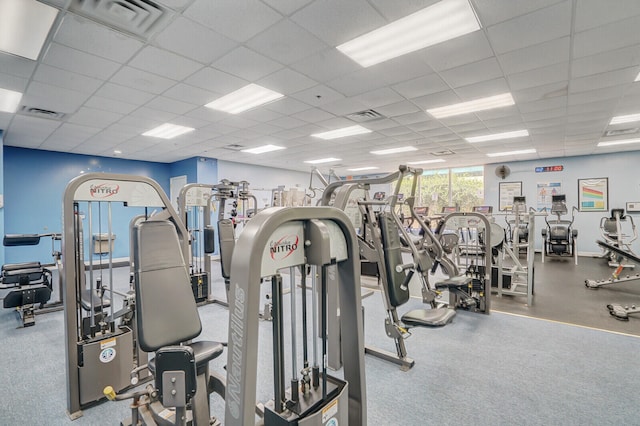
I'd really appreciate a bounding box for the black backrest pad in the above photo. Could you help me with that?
[217,219,235,280]
[3,234,41,246]
[378,212,410,307]
[133,220,202,352]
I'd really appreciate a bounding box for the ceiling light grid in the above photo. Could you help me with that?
[205,84,284,114]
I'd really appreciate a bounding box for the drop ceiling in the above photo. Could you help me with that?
[1,0,640,174]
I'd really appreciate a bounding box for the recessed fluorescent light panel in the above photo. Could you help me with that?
[486,148,536,158]
[312,125,372,140]
[406,159,446,165]
[241,144,286,154]
[348,166,379,171]
[370,146,418,155]
[635,72,640,82]
[205,83,284,114]
[466,129,529,143]
[0,87,23,113]
[610,113,640,125]
[597,138,640,147]
[142,123,195,139]
[337,0,481,67]
[0,0,58,60]
[428,93,515,119]
[113,150,122,154]
[304,157,341,164]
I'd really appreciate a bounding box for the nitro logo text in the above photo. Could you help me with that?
[269,235,299,260]
[90,183,120,198]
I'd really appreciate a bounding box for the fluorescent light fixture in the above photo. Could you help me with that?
[312,125,372,140]
[466,129,529,143]
[142,123,195,139]
[486,148,536,158]
[304,157,341,164]
[370,146,418,155]
[336,0,481,67]
[113,150,122,155]
[205,83,284,114]
[635,71,640,82]
[428,93,515,119]
[406,159,446,165]
[241,144,286,154]
[597,138,640,147]
[0,0,58,60]
[348,166,379,171]
[610,113,640,125]
[0,87,22,113]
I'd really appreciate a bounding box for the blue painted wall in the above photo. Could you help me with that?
[169,157,198,184]
[4,147,172,264]
[484,150,640,254]
[197,157,217,185]
[0,130,4,266]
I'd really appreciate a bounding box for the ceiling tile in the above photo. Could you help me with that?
[0,51,37,78]
[375,101,420,118]
[270,116,307,130]
[185,0,282,42]
[326,69,390,97]
[42,43,120,81]
[291,0,385,46]
[110,66,176,95]
[94,82,156,105]
[353,87,405,108]
[184,67,247,94]
[54,15,143,63]
[289,84,345,106]
[292,108,335,123]
[454,78,511,100]
[367,0,439,21]
[317,98,367,116]
[290,48,360,83]
[163,83,219,105]
[570,67,638,94]
[66,107,123,128]
[517,96,567,113]
[498,37,570,75]
[507,62,569,91]
[155,17,237,64]
[573,15,640,58]
[513,81,569,103]
[262,0,313,16]
[258,68,317,95]
[5,115,61,147]
[575,0,640,32]
[571,45,640,78]
[486,2,571,54]
[411,90,460,110]
[213,47,283,82]
[568,85,626,105]
[145,96,198,115]
[241,108,284,123]
[440,57,503,88]
[246,20,327,65]
[0,72,28,93]
[420,31,494,72]
[473,0,565,27]
[23,81,90,113]
[33,64,103,94]
[264,97,312,115]
[129,46,203,81]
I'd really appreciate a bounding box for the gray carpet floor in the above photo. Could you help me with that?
[1,261,639,425]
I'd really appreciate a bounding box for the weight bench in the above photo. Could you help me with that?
[594,240,640,321]
[107,219,225,425]
[1,261,52,327]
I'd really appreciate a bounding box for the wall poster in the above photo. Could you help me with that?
[499,181,522,211]
[537,182,562,212]
[578,178,608,212]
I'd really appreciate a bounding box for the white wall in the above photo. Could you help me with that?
[484,151,640,255]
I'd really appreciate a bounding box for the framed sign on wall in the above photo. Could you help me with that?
[499,181,522,211]
[578,177,608,212]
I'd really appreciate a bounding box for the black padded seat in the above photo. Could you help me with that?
[148,341,224,375]
[402,308,456,327]
[80,289,111,312]
[3,285,51,308]
[435,275,472,289]
[2,262,45,285]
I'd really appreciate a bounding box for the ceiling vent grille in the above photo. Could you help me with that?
[430,149,456,156]
[603,128,639,137]
[222,144,245,151]
[346,109,385,123]
[19,106,66,120]
[69,0,171,40]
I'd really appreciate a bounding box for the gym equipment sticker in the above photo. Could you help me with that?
[99,347,116,363]
[322,399,338,423]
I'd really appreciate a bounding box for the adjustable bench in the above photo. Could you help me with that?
[1,261,52,327]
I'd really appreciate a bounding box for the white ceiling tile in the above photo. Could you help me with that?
[219,115,260,129]
[290,48,360,83]
[573,15,640,58]
[213,47,283,82]
[247,20,328,65]
[406,120,442,132]
[94,82,155,105]
[241,108,284,123]
[184,67,247,94]
[411,90,461,110]
[568,85,626,105]
[486,2,571,54]
[365,54,435,86]
[317,98,367,116]
[0,52,37,78]
[264,97,312,115]
[0,71,28,92]
[185,0,282,42]
[185,106,234,123]
[42,43,120,80]
[521,107,567,122]
[473,0,565,27]
[498,37,570,75]
[5,115,60,147]
[474,105,520,120]
[163,83,219,105]
[54,15,143,63]
[353,88,405,108]
[513,81,568,104]
[289,84,345,106]
[257,68,317,95]
[291,108,335,123]
[145,96,198,115]
[326,69,390,97]
[110,66,176,95]
[570,67,638,94]
[507,62,569,91]
[367,0,439,21]
[571,45,640,78]
[155,17,237,64]
[291,0,385,46]
[315,117,356,130]
[0,112,12,128]
[33,64,103,94]
[375,101,420,118]
[269,116,307,129]
[454,78,511,100]
[440,57,503,88]
[261,0,313,16]
[248,122,282,135]
[23,81,90,113]
[66,107,123,128]
[129,46,203,81]
[517,96,567,113]
[575,0,640,32]
[420,31,494,72]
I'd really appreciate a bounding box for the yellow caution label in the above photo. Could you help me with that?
[100,337,116,349]
[322,399,338,423]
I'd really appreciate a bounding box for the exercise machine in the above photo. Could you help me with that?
[62,173,190,419]
[541,195,578,265]
[1,233,62,327]
[225,206,366,425]
[599,208,637,268]
[105,219,225,425]
[505,196,530,252]
[590,240,640,321]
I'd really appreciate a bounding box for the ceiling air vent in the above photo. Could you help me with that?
[69,0,171,41]
[222,144,245,151]
[346,109,385,123]
[604,128,639,137]
[19,106,66,120]
[430,149,456,156]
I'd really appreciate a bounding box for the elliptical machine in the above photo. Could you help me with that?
[541,195,578,265]
[599,208,637,268]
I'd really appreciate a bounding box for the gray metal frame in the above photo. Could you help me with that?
[62,173,187,419]
[224,206,367,426]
